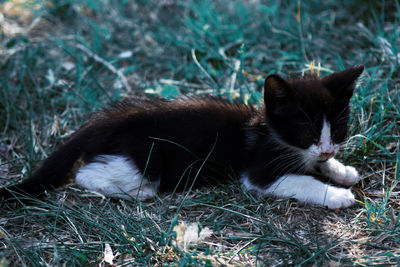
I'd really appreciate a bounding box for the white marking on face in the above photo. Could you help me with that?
[302,116,336,164]
[319,118,334,155]
[75,155,158,200]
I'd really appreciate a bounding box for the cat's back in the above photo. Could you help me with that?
[88,97,255,128]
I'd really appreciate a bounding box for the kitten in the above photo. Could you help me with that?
[0,66,364,209]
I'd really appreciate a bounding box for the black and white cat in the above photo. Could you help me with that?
[0,66,364,209]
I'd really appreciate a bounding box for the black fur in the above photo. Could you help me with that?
[0,65,364,201]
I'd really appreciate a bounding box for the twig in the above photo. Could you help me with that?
[75,44,132,92]
[229,59,241,96]
[228,237,258,264]
[159,79,208,89]
[191,48,215,84]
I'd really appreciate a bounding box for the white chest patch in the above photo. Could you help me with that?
[75,155,158,200]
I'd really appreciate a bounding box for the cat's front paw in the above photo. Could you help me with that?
[325,187,355,209]
[335,166,360,186]
[320,159,361,186]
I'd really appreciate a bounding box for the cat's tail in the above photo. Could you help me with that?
[0,132,85,201]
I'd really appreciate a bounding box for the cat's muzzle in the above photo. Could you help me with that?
[317,151,334,162]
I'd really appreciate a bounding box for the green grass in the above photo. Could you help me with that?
[1,0,399,265]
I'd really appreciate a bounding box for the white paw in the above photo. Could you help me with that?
[335,166,360,186]
[345,166,360,185]
[325,187,355,209]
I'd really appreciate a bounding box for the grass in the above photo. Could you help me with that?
[0,0,399,265]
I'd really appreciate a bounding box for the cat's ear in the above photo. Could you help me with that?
[264,74,295,116]
[322,65,364,101]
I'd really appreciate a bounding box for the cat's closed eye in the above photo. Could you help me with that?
[303,130,319,143]
[331,127,347,143]
[295,120,318,139]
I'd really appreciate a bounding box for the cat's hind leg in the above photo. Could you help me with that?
[75,155,158,200]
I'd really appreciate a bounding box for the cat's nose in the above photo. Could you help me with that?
[318,141,335,160]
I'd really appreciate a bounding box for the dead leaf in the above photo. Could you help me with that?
[103,243,114,265]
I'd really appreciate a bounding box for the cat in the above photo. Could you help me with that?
[0,65,364,209]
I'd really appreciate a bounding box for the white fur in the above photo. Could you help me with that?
[301,145,320,170]
[319,118,334,154]
[265,175,355,209]
[240,173,266,196]
[241,174,355,209]
[318,158,360,186]
[75,155,158,200]
[302,117,340,166]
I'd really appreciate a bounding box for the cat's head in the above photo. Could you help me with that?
[264,65,364,163]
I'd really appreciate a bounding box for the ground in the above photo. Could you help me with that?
[0,0,399,266]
